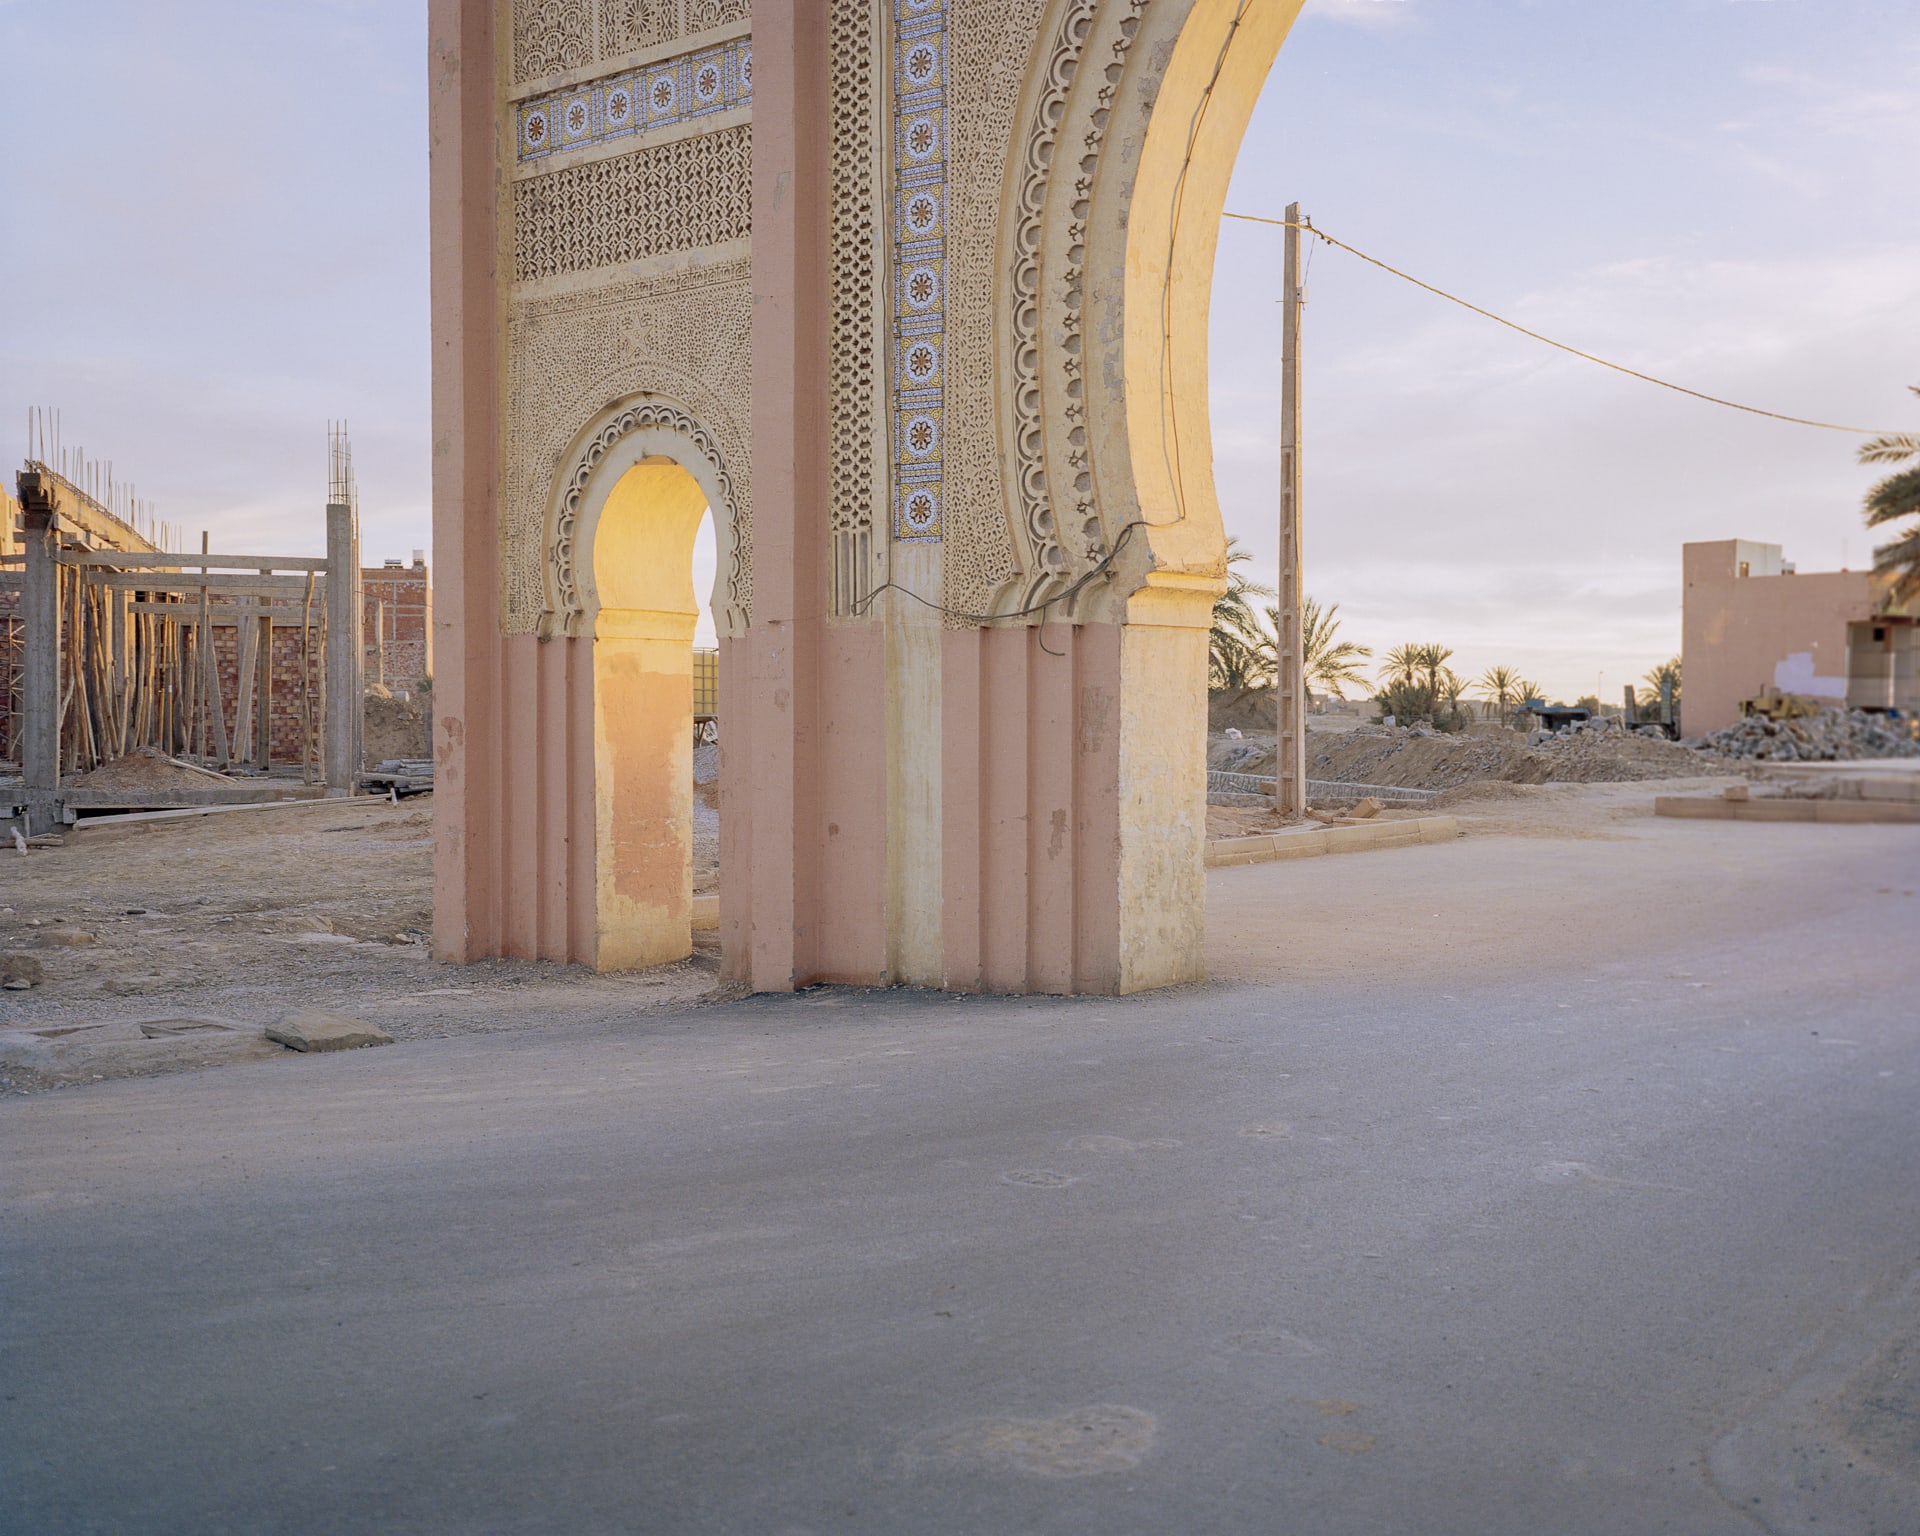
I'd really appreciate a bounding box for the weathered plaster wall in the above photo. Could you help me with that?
[1682,539,1874,735]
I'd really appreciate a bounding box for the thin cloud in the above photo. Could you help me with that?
[1301,0,1412,28]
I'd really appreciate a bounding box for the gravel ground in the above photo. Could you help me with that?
[0,796,718,1094]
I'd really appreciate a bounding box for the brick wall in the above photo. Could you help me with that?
[206,613,327,765]
[362,559,432,690]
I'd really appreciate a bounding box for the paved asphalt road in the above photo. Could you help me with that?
[4,817,1918,1534]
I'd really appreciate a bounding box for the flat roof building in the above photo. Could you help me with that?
[1682,539,1917,734]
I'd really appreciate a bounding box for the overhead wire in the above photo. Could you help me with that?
[1158,0,1253,528]
[1222,210,1898,436]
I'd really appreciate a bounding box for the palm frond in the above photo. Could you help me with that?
[1857,433,1920,466]
[1871,526,1920,610]
[1864,465,1920,528]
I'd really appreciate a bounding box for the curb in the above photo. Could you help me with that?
[1654,797,1920,824]
[1205,814,1461,868]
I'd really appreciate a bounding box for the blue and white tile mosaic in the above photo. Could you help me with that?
[890,0,946,542]
[517,38,753,162]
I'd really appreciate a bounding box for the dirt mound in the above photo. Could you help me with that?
[1209,688,1276,735]
[67,749,236,792]
[1212,722,1733,792]
[1429,780,1543,806]
[364,692,432,764]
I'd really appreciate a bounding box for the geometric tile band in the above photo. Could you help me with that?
[518,37,752,162]
[889,0,947,543]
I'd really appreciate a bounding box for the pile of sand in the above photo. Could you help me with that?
[364,691,433,765]
[1212,722,1731,791]
[67,749,236,792]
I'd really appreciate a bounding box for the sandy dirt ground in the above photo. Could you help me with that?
[0,766,1825,1097]
[0,797,718,1092]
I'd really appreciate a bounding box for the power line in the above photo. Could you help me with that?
[1222,210,1898,436]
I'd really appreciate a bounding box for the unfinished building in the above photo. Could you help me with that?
[3,436,368,831]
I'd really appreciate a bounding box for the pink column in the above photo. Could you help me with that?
[428,0,502,964]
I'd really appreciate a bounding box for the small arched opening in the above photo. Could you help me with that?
[558,402,741,973]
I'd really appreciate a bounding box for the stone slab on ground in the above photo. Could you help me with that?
[1205,814,1460,867]
[0,1017,284,1083]
[265,1010,394,1053]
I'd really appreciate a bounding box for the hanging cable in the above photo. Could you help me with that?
[1222,210,1897,435]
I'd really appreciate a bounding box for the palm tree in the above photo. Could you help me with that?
[1380,643,1425,688]
[1859,386,1920,609]
[1413,643,1454,698]
[1209,537,1276,691]
[1642,656,1681,708]
[1294,597,1373,701]
[1376,643,1463,726]
[1476,665,1524,717]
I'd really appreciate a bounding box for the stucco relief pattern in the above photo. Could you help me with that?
[513,0,750,89]
[889,0,950,543]
[513,0,594,84]
[1049,1,1147,576]
[502,260,753,636]
[939,0,1048,618]
[600,0,680,55]
[517,37,751,162]
[829,0,883,615]
[513,125,752,281]
[1005,0,1097,603]
[686,0,750,27]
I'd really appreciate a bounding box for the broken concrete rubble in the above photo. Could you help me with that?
[1685,707,1920,762]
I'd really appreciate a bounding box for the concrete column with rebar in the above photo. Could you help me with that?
[21,503,60,816]
[324,503,362,793]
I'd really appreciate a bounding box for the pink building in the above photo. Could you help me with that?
[1682,540,1917,734]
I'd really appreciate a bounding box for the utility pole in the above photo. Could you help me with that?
[1275,202,1307,818]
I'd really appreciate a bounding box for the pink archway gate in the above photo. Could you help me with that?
[430,0,1302,993]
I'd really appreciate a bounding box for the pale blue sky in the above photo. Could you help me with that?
[3,0,1916,697]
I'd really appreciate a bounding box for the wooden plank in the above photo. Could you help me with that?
[256,614,274,768]
[126,602,319,620]
[232,615,259,761]
[91,572,318,595]
[57,551,330,571]
[56,784,323,808]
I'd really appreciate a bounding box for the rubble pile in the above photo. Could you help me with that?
[1211,719,1729,792]
[1687,708,1920,762]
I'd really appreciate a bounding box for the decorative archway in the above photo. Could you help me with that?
[431,0,1303,994]
[544,395,748,644]
[531,397,746,972]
